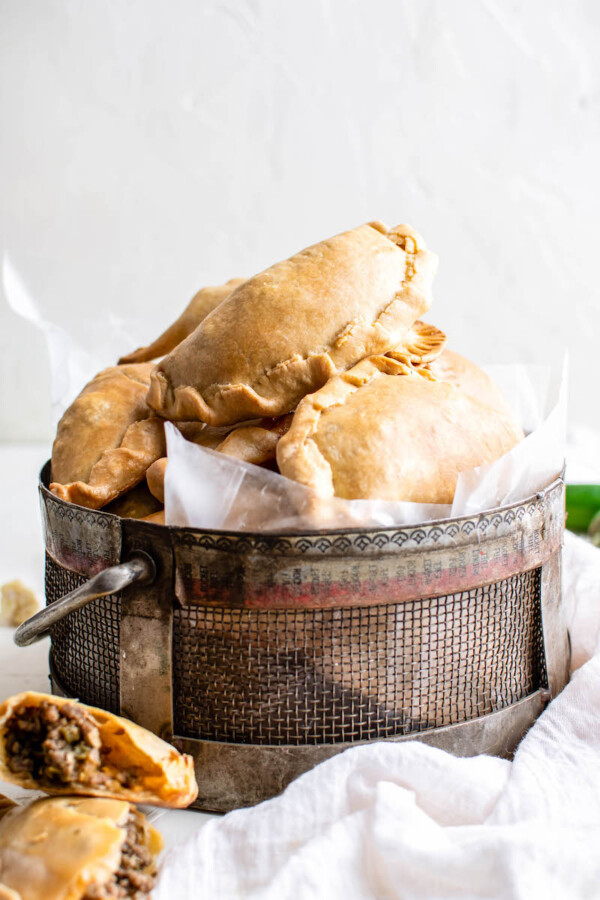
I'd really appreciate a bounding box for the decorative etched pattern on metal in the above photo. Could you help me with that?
[172,568,547,745]
[172,479,563,558]
[45,554,120,713]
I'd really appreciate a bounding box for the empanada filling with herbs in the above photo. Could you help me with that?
[5,700,137,792]
[83,808,156,900]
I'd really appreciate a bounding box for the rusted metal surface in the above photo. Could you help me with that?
[119,521,175,739]
[170,691,550,813]
[39,462,121,577]
[171,478,564,609]
[14,553,154,646]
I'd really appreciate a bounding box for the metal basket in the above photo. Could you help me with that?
[18,462,568,812]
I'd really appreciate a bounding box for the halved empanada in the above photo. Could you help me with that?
[118,276,245,365]
[147,222,438,426]
[50,364,165,510]
[0,796,161,900]
[0,692,197,809]
[276,357,523,503]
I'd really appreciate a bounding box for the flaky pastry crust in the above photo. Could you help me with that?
[0,692,197,809]
[0,796,162,900]
[428,348,518,423]
[51,364,155,486]
[147,222,438,426]
[50,364,166,510]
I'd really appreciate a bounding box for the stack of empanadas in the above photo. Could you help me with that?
[0,692,198,899]
[49,220,523,518]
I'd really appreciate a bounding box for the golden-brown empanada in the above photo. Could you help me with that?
[147,222,438,426]
[145,457,168,504]
[50,417,166,511]
[0,796,161,900]
[118,277,246,365]
[428,349,516,421]
[214,414,293,465]
[50,364,166,510]
[0,692,197,809]
[276,357,523,503]
[51,364,155,486]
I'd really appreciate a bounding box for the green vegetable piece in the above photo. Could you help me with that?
[566,484,600,533]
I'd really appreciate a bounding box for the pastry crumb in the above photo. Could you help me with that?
[1,580,39,627]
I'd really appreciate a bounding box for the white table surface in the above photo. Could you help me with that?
[0,443,215,852]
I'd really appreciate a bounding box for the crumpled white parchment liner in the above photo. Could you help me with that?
[165,357,567,532]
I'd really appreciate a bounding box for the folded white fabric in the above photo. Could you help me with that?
[155,534,600,900]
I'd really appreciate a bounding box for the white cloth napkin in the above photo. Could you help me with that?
[155,534,600,900]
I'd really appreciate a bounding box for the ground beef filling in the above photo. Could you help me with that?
[4,701,135,791]
[83,809,157,900]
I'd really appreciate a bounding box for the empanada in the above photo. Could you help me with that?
[147,222,438,426]
[118,277,245,365]
[145,457,168,504]
[0,692,197,809]
[51,364,155,486]
[104,482,163,519]
[50,417,166,511]
[50,364,166,510]
[428,348,517,421]
[0,796,161,900]
[147,415,293,505]
[276,357,523,503]
[214,414,293,465]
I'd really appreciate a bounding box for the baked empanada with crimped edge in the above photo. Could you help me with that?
[50,363,166,510]
[0,692,197,809]
[276,356,523,503]
[118,276,246,365]
[50,417,166,511]
[147,222,438,426]
[51,364,155,487]
[0,796,162,900]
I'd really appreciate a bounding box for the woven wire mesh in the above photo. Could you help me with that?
[173,568,547,745]
[46,554,120,713]
[45,552,547,745]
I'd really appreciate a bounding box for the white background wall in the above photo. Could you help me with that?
[1,0,599,441]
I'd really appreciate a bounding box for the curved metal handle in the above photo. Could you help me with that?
[14,551,156,647]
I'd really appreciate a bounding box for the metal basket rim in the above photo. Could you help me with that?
[39,460,564,540]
